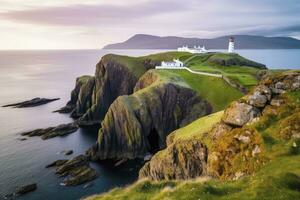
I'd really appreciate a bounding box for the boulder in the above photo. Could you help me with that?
[139,139,208,180]
[222,102,260,127]
[246,92,268,108]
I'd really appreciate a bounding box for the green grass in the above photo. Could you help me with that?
[170,111,223,142]
[86,154,300,200]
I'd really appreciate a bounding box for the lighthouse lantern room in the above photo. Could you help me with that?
[228,37,235,53]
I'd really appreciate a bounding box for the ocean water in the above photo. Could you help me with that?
[0,49,299,200]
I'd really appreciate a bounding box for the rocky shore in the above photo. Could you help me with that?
[46,155,97,186]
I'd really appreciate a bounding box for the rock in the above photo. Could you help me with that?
[2,98,59,108]
[20,123,78,140]
[252,145,261,157]
[47,155,98,186]
[144,153,153,161]
[15,183,37,195]
[270,99,285,107]
[64,150,73,155]
[139,139,208,180]
[17,138,27,141]
[114,159,128,167]
[46,159,68,168]
[60,55,154,126]
[233,172,245,180]
[210,122,232,140]
[222,102,260,127]
[56,155,88,174]
[63,166,97,186]
[54,76,94,115]
[234,134,251,144]
[246,92,268,108]
[271,87,286,94]
[83,182,94,189]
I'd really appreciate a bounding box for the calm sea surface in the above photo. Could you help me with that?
[0,49,299,200]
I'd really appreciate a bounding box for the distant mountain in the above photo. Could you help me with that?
[103,34,300,49]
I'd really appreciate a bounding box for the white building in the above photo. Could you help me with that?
[228,37,235,53]
[155,59,184,69]
[177,45,207,54]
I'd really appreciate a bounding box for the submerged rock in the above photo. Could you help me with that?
[64,150,74,155]
[20,123,78,140]
[46,159,68,168]
[2,97,59,108]
[15,183,37,195]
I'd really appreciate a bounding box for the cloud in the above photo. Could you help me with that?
[0,0,190,26]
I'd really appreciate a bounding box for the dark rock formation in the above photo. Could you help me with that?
[54,75,94,116]
[87,71,212,161]
[3,98,59,108]
[15,183,37,195]
[64,150,74,155]
[20,123,78,140]
[47,155,97,186]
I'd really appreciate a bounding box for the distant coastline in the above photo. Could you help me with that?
[103,34,300,50]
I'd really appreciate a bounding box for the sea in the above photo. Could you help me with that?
[0,49,299,200]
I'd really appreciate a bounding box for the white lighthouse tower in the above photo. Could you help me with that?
[228,37,235,53]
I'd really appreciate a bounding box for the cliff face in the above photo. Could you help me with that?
[139,71,300,181]
[61,54,155,125]
[87,71,212,160]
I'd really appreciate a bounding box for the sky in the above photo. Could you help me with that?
[0,0,299,49]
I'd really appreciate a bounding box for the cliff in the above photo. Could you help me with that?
[87,70,212,160]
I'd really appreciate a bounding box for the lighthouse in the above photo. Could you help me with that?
[228,37,235,53]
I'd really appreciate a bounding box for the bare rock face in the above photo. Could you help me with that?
[139,139,208,180]
[222,102,260,127]
[54,76,94,114]
[87,71,212,160]
[59,55,157,126]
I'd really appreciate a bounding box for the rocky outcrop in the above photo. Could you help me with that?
[139,71,300,181]
[3,97,60,108]
[139,139,208,180]
[47,155,97,186]
[20,123,78,140]
[59,55,157,126]
[207,53,266,69]
[54,75,94,116]
[86,71,212,160]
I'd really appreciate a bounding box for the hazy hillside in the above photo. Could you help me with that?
[103,34,300,49]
